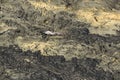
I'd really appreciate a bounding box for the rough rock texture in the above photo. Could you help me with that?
[0,45,118,80]
[0,0,120,80]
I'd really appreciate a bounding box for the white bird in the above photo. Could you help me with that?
[44,31,55,35]
[44,31,62,36]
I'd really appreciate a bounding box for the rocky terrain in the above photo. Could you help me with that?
[0,0,120,80]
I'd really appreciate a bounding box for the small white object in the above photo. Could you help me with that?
[44,30,63,36]
[44,31,55,35]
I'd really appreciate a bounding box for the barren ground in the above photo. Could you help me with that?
[0,0,120,80]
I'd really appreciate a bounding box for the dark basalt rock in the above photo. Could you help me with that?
[0,45,116,80]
